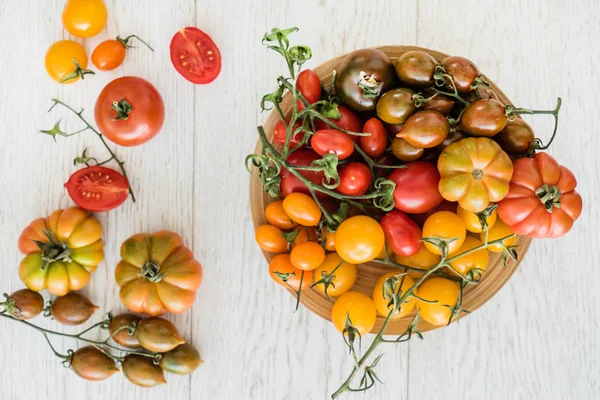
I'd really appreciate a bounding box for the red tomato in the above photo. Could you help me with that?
[316,105,362,142]
[170,27,221,84]
[337,162,372,196]
[380,210,422,256]
[296,69,321,110]
[410,200,457,226]
[311,129,355,160]
[388,161,443,213]
[65,166,129,212]
[374,153,398,177]
[280,150,326,198]
[94,77,165,146]
[360,118,389,158]
[273,118,306,149]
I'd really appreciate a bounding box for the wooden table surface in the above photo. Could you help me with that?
[0,1,597,399]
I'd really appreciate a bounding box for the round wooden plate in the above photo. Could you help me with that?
[249,45,532,335]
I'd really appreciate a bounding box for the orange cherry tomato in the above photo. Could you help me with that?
[331,291,377,336]
[457,204,497,233]
[290,242,325,271]
[62,0,107,38]
[417,277,460,326]
[282,193,322,227]
[322,228,336,251]
[335,216,385,264]
[448,236,489,276]
[395,245,441,278]
[265,200,297,230]
[92,35,154,72]
[268,254,312,291]
[289,226,317,249]
[312,253,357,297]
[481,219,517,252]
[372,272,416,318]
[422,211,466,255]
[255,225,287,253]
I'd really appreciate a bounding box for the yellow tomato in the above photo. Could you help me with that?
[312,253,357,297]
[448,236,489,276]
[322,228,336,251]
[62,0,107,38]
[457,204,497,233]
[282,193,322,226]
[394,245,441,278]
[290,241,325,271]
[331,291,377,336]
[417,277,460,326]
[45,40,90,84]
[335,216,385,264]
[376,244,393,259]
[265,200,297,230]
[481,219,517,252]
[372,272,416,318]
[422,211,466,255]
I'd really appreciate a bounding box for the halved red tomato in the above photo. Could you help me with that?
[170,27,221,84]
[65,166,130,212]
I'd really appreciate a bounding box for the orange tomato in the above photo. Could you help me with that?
[422,211,466,255]
[394,245,441,278]
[416,277,460,326]
[457,204,497,233]
[255,225,287,253]
[312,253,357,297]
[322,227,336,251]
[92,40,126,71]
[372,272,416,318]
[268,254,312,291]
[45,40,91,84]
[282,193,322,226]
[289,226,317,248]
[335,216,385,264]
[290,242,325,271]
[331,291,377,336]
[481,219,517,252]
[62,0,107,38]
[448,237,489,276]
[265,200,297,230]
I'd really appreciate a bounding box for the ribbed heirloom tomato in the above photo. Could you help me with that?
[335,216,385,264]
[372,272,416,318]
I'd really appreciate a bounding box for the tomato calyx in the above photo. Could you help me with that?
[311,260,344,300]
[0,294,22,319]
[141,261,167,283]
[357,71,382,99]
[31,229,73,271]
[111,99,133,121]
[59,58,96,84]
[116,35,155,52]
[535,183,562,213]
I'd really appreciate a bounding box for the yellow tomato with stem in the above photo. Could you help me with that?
[416,277,460,326]
[395,245,441,278]
[481,219,517,252]
[312,253,357,298]
[331,291,377,336]
[372,272,416,318]
[62,0,107,38]
[290,241,325,271]
[422,211,466,255]
[45,40,94,84]
[282,193,322,226]
[335,216,385,264]
[457,204,497,233]
[448,236,489,277]
[269,254,312,291]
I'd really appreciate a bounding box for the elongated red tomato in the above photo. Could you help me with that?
[316,105,362,142]
[388,161,443,213]
[170,27,221,84]
[296,69,321,110]
[380,210,422,256]
[273,118,305,149]
[360,118,388,158]
[65,166,130,212]
[280,150,326,198]
[337,162,372,196]
[311,129,354,160]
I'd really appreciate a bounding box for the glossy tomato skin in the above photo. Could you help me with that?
[337,162,372,196]
[360,118,388,158]
[422,211,466,255]
[481,219,516,252]
[5,289,44,320]
[374,153,398,177]
[335,216,385,264]
[296,69,321,110]
[160,343,202,375]
[395,245,441,278]
[311,129,355,160]
[70,346,119,381]
[312,253,357,297]
[457,204,497,233]
[334,48,397,112]
[497,152,582,238]
[380,210,422,257]
[280,150,326,198]
[494,118,535,154]
[289,226,318,249]
[397,110,449,148]
[135,317,184,353]
[269,254,313,291]
[95,77,165,146]
[331,291,377,336]
[122,355,166,387]
[50,292,98,326]
[376,88,417,125]
[255,225,287,253]
[448,236,489,276]
[372,272,416,318]
[394,50,437,87]
[45,40,88,84]
[273,118,306,149]
[65,166,130,212]
[417,277,460,326]
[410,200,456,227]
[265,200,297,230]
[388,161,443,214]
[62,0,107,38]
[391,137,423,162]
[92,40,126,71]
[282,193,322,226]
[108,314,142,348]
[440,56,480,93]
[315,105,363,140]
[459,99,507,137]
[170,27,221,84]
[422,89,455,115]
[290,242,325,271]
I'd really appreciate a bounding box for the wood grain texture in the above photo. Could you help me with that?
[0,1,597,400]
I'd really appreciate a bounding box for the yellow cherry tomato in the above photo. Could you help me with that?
[335,216,385,264]
[417,277,460,326]
[265,200,297,230]
[288,226,317,249]
[481,219,517,252]
[312,253,357,297]
[62,0,107,38]
[290,241,325,271]
[269,254,312,291]
[322,228,336,251]
[331,291,377,336]
[448,236,489,276]
[422,211,466,255]
[372,272,416,318]
[255,224,287,253]
[376,244,393,259]
[45,40,93,84]
[282,193,322,226]
[395,245,441,278]
[457,204,497,233]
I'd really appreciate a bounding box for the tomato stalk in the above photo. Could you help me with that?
[506,97,562,151]
[59,58,96,84]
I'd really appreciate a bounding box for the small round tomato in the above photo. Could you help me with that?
[417,277,460,326]
[282,193,322,226]
[312,253,357,297]
[331,291,377,336]
[315,105,363,136]
[50,292,98,326]
[122,355,166,387]
[45,40,92,84]
[481,219,517,252]
[395,245,441,278]
[440,56,480,93]
[380,210,422,257]
[280,150,326,198]
[4,289,44,320]
[360,118,389,158]
[290,242,325,271]
[410,200,457,227]
[372,272,416,318]
[62,0,107,38]
[95,77,165,146]
[170,27,221,84]
[265,200,297,230]
[391,137,424,162]
[159,343,202,375]
[269,254,312,290]
[255,225,287,253]
[70,346,119,382]
[335,216,385,264]
[459,99,508,137]
[273,118,306,149]
[65,166,130,212]
[322,228,336,251]
[422,89,455,115]
[457,204,497,233]
[289,226,318,248]
[388,161,443,214]
[296,69,321,110]
[494,118,534,154]
[337,162,372,196]
[448,236,489,276]
[394,50,437,87]
[135,318,184,353]
[311,129,355,160]
[374,153,399,177]
[92,35,153,72]
[376,88,417,124]
[422,211,466,255]
[397,110,449,149]
[108,314,142,348]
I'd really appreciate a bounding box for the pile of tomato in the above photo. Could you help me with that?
[254,47,583,335]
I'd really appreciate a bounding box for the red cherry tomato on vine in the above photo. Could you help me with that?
[280,150,326,199]
[337,162,372,196]
[380,210,422,257]
[388,161,443,214]
[170,27,221,84]
[273,118,306,149]
[316,105,362,141]
[360,118,389,158]
[65,166,130,212]
[311,129,355,160]
[296,69,321,110]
